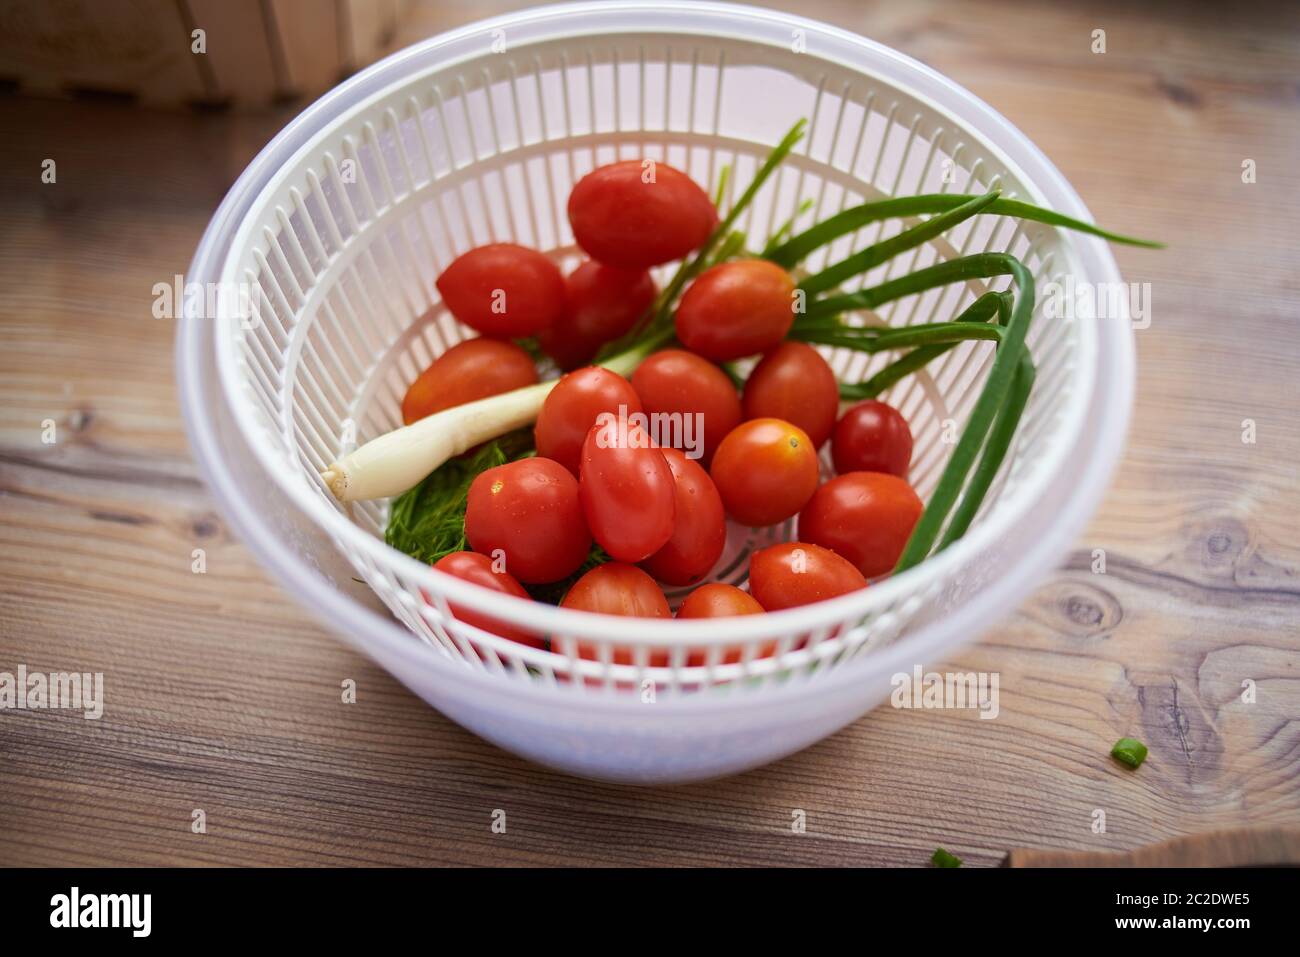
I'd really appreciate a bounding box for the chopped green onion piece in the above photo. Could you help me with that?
[1111,737,1149,769]
[931,847,963,868]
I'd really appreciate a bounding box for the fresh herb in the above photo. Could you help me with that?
[384,429,534,564]
[1111,737,1149,769]
[931,847,963,868]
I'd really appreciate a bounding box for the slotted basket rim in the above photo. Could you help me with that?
[202,0,1131,648]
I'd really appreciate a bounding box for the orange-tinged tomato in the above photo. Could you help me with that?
[435,243,565,338]
[675,259,796,361]
[743,341,840,448]
[568,160,717,269]
[748,541,867,611]
[710,418,820,526]
[797,471,924,578]
[641,448,726,586]
[401,338,539,425]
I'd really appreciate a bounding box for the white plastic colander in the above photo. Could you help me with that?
[177,1,1133,783]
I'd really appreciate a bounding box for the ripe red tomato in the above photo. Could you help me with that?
[675,260,796,361]
[677,583,764,619]
[710,418,820,526]
[579,423,676,563]
[640,448,726,586]
[401,338,538,425]
[742,342,840,448]
[748,542,868,611]
[568,160,717,269]
[431,551,542,649]
[630,348,742,464]
[534,366,643,475]
[435,243,565,338]
[832,400,914,478]
[797,472,924,578]
[560,562,672,618]
[538,260,657,370]
[465,457,591,584]
[678,583,770,665]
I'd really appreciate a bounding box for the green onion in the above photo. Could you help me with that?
[931,847,963,868]
[1111,737,1149,769]
[768,193,1163,269]
[797,189,1001,296]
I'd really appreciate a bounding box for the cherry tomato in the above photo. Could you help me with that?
[401,338,538,425]
[641,448,726,585]
[742,342,840,448]
[534,366,643,475]
[710,418,820,526]
[568,160,717,269]
[630,349,742,464]
[558,562,671,666]
[677,583,773,665]
[675,260,796,361]
[832,400,914,478]
[538,260,656,370]
[560,562,672,618]
[431,551,543,649]
[465,457,591,584]
[748,542,868,611]
[579,423,676,563]
[797,472,924,578]
[435,243,564,338]
[677,583,764,619]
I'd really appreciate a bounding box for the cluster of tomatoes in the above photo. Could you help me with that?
[403,158,923,650]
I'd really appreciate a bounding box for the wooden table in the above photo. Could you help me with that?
[2,0,1297,867]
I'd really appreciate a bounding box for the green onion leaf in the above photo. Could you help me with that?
[931,847,963,868]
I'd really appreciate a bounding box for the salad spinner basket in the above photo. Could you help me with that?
[178,1,1134,782]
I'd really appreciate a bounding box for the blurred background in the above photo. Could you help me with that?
[1,0,1296,866]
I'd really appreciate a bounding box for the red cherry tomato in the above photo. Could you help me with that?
[431,551,542,649]
[641,448,726,586]
[743,342,840,448]
[579,423,676,563]
[710,418,820,526]
[675,260,796,361]
[630,349,742,464]
[560,562,672,618]
[538,260,657,371]
[748,542,868,611]
[678,583,772,665]
[832,400,914,478]
[568,160,718,269]
[677,583,764,619]
[401,338,538,425]
[558,562,671,666]
[465,457,591,584]
[534,366,643,475]
[435,243,564,338]
[797,472,924,579]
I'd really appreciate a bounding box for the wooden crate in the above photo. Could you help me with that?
[0,0,404,109]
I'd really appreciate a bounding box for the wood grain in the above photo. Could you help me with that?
[1,0,1297,867]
